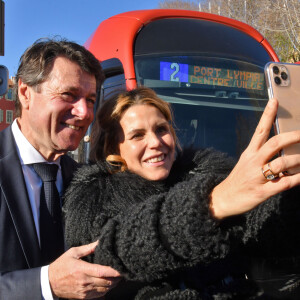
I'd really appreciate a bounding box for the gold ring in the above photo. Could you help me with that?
[261,163,279,181]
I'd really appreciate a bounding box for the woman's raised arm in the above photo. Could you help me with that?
[211,98,300,219]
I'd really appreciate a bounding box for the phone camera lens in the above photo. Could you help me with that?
[274,76,281,85]
[281,72,288,80]
[273,66,280,74]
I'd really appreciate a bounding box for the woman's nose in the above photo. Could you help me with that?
[147,132,162,148]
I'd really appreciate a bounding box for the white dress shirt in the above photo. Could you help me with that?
[11,119,63,300]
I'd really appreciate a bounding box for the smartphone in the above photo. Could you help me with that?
[264,62,300,174]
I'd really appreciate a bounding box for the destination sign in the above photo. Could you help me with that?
[160,62,264,91]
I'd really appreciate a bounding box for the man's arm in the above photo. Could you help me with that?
[0,267,42,300]
[49,242,121,299]
[0,242,121,300]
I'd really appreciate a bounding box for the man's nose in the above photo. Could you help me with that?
[72,98,91,120]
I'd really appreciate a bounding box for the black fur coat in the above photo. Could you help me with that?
[63,148,300,299]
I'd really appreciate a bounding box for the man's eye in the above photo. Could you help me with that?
[87,98,96,106]
[62,92,74,100]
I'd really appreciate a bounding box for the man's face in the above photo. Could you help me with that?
[18,56,96,161]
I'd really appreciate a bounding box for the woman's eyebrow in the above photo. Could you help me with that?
[127,128,145,135]
[156,121,169,126]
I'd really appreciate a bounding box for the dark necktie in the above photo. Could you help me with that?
[32,163,64,264]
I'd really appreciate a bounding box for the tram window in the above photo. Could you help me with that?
[131,17,273,159]
[134,18,271,66]
[102,73,126,100]
[170,100,263,158]
[135,56,268,158]
[100,58,126,101]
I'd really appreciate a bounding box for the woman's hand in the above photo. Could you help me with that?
[211,98,300,219]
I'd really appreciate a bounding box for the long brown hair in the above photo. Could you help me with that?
[89,87,178,171]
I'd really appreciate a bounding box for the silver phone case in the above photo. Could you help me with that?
[265,62,300,174]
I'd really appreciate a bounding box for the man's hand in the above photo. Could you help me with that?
[49,241,121,299]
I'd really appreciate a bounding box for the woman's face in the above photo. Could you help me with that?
[119,104,175,181]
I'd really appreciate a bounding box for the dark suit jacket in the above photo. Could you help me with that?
[0,126,78,299]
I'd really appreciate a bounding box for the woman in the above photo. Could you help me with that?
[64,87,300,299]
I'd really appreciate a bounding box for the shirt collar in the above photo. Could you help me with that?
[11,119,61,167]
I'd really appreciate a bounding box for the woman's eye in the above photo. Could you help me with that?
[157,126,168,134]
[131,133,143,139]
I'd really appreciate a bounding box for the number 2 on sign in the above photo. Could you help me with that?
[170,63,180,82]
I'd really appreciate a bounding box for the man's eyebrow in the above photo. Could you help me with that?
[88,92,97,99]
[63,86,97,98]
[64,86,80,92]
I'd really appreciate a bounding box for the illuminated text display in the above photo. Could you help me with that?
[160,62,264,91]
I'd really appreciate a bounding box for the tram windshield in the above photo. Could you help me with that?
[135,56,268,158]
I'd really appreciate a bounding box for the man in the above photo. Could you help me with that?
[0,39,120,299]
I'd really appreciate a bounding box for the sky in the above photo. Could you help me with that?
[0,0,161,77]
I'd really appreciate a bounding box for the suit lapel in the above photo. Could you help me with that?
[0,127,41,268]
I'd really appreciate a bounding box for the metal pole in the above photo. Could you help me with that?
[0,1,4,56]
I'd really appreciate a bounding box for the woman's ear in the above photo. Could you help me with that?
[18,79,31,110]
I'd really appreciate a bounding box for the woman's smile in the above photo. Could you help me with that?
[145,153,165,164]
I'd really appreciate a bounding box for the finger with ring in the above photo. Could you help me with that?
[261,163,279,181]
